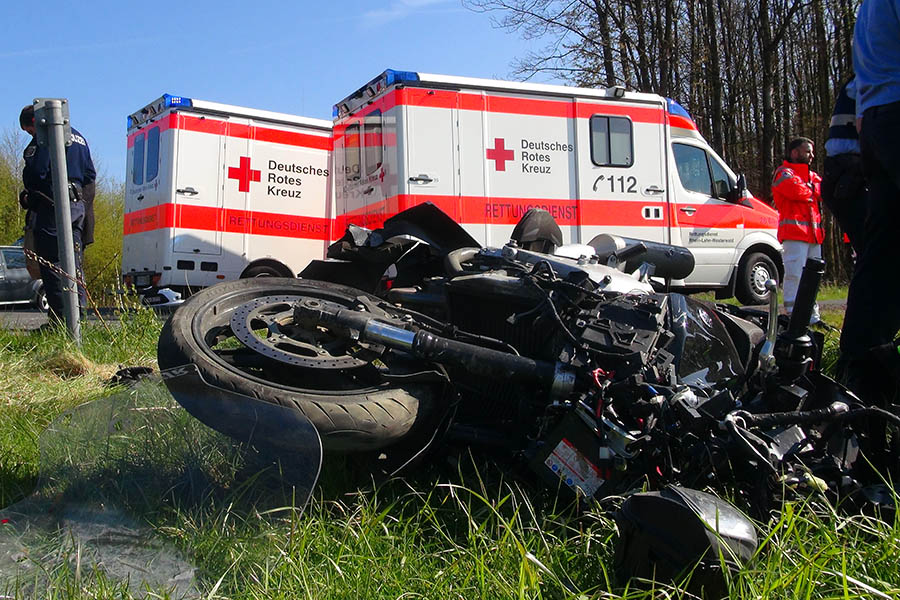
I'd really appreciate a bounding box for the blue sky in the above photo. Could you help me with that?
[1,0,546,183]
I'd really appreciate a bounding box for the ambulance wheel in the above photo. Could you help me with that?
[242,263,290,278]
[157,277,438,452]
[735,252,778,306]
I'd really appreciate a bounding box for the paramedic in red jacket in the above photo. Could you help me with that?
[771,137,824,324]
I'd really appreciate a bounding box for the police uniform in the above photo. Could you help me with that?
[21,128,96,320]
[821,78,867,253]
[839,0,900,416]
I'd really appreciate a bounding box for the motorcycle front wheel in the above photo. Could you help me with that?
[158,277,439,452]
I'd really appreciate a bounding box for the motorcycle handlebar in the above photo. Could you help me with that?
[729,401,848,429]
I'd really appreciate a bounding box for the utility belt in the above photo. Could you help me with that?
[22,181,83,209]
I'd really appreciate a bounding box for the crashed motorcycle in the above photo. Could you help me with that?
[158,203,897,589]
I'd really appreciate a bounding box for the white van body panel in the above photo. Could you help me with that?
[123,95,333,291]
[332,71,781,295]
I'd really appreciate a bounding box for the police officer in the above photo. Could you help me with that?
[840,0,900,412]
[18,104,95,322]
[821,77,867,254]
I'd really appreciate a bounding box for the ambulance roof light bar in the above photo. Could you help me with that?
[128,94,193,129]
[666,98,695,123]
[163,94,192,108]
[334,70,420,119]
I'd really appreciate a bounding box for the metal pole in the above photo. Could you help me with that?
[35,99,81,343]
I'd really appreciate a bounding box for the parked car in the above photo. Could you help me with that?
[0,246,47,311]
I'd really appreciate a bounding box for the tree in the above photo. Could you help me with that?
[465,0,861,281]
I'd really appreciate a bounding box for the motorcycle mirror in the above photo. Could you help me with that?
[614,486,757,597]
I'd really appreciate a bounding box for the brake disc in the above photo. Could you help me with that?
[229,294,368,369]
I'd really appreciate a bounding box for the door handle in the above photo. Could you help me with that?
[644,185,665,194]
[362,187,375,195]
[177,187,199,195]
[137,194,145,201]
[408,175,434,184]
[680,207,697,216]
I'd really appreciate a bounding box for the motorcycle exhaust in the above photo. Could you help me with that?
[293,298,576,399]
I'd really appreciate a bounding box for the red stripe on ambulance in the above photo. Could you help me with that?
[127,114,333,151]
[124,204,331,241]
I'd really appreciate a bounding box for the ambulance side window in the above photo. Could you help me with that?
[673,143,712,196]
[345,124,361,181]
[709,154,733,199]
[146,126,160,182]
[590,115,633,167]
[132,133,145,185]
[364,110,383,176]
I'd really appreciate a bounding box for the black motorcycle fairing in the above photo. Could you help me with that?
[614,486,757,596]
[374,202,481,253]
[669,294,745,391]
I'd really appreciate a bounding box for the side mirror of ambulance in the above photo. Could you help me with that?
[727,173,749,204]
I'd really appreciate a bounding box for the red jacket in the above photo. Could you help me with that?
[771,160,824,244]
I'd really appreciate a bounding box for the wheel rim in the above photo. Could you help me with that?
[750,262,772,296]
[189,282,395,392]
[39,293,49,312]
[229,294,368,369]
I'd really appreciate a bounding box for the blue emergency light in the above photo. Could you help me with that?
[163,94,193,108]
[383,70,420,86]
[666,98,694,122]
[128,94,194,129]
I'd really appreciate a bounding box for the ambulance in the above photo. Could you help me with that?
[122,94,332,300]
[332,70,782,304]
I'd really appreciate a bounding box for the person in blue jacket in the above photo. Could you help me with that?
[839,0,900,469]
[18,103,95,321]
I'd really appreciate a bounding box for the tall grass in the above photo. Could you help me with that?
[2,306,898,599]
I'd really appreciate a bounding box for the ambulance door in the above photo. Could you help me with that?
[124,124,170,278]
[360,109,387,226]
[668,141,743,285]
[482,94,578,246]
[576,101,669,245]
[405,99,459,219]
[174,121,224,256]
[335,119,367,227]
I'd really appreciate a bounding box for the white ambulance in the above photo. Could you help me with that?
[122,94,332,299]
[332,70,782,304]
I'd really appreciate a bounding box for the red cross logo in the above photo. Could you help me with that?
[486,138,515,171]
[228,156,261,192]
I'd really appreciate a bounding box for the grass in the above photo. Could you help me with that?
[697,284,849,307]
[3,296,899,599]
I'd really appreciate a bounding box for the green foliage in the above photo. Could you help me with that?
[83,180,125,306]
[0,129,27,245]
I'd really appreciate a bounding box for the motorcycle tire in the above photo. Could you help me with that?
[158,277,438,452]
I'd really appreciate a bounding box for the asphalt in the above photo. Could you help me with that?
[0,305,176,331]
